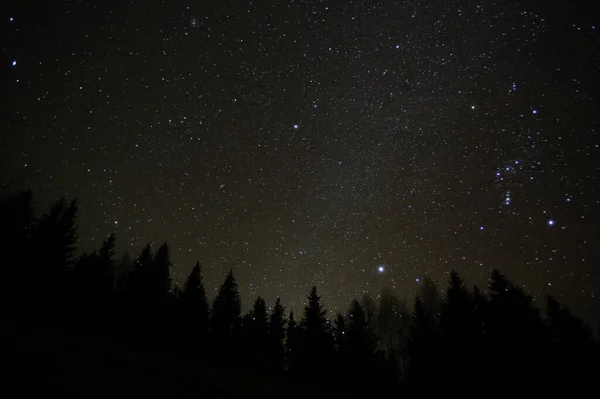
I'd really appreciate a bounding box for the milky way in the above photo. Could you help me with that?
[1,1,598,325]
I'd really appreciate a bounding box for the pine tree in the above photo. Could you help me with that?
[333,312,346,350]
[545,295,596,387]
[211,270,242,359]
[439,270,477,384]
[486,269,544,387]
[152,242,172,296]
[72,233,116,306]
[286,310,301,374]
[179,262,210,339]
[299,286,333,383]
[339,300,377,394]
[266,297,286,373]
[29,197,78,312]
[407,296,439,383]
[419,277,441,326]
[127,243,154,299]
[247,296,269,367]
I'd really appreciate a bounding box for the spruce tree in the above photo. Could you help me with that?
[179,262,210,339]
[211,270,242,359]
[407,296,439,383]
[267,297,286,373]
[299,286,333,383]
[286,310,301,374]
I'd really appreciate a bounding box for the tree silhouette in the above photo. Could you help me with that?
[360,293,378,344]
[339,300,377,393]
[487,269,545,385]
[28,197,78,315]
[126,243,154,299]
[438,270,478,384]
[179,262,210,352]
[72,234,116,322]
[377,287,410,373]
[419,277,441,326]
[545,295,597,388]
[114,252,133,293]
[180,262,209,327]
[152,242,172,296]
[299,286,333,384]
[333,312,346,350]
[407,296,439,384]
[286,310,301,375]
[211,270,242,360]
[266,297,286,373]
[245,296,269,368]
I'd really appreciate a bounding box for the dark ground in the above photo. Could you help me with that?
[4,320,328,399]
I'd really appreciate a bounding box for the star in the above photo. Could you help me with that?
[377,265,385,273]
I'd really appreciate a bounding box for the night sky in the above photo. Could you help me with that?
[1,1,598,325]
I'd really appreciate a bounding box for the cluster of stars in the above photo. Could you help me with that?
[1,1,598,324]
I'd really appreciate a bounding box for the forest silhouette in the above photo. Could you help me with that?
[2,191,598,397]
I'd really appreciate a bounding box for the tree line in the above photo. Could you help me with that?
[2,191,598,395]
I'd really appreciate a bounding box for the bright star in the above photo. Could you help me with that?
[293,124,299,129]
[12,60,17,67]
[547,219,555,226]
[377,265,385,273]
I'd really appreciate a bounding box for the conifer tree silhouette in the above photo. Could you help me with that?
[377,287,410,370]
[179,262,210,351]
[266,297,286,373]
[340,300,377,393]
[286,310,301,375]
[29,197,78,315]
[180,263,209,322]
[127,243,154,299]
[439,270,478,385]
[152,242,172,297]
[545,295,596,388]
[72,234,116,323]
[487,269,544,386]
[407,296,439,384]
[245,296,268,367]
[333,312,346,350]
[299,286,333,383]
[211,270,242,360]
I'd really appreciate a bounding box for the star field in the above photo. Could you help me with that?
[1,1,598,324]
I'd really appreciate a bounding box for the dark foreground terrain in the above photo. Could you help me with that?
[4,321,325,399]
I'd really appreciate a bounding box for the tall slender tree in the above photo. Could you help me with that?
[299,286,333,383]
[211,270,242,359]
[266,297,286,373]
[179,262,210,339]
[407,296,439,384]
[286,310,301,374]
